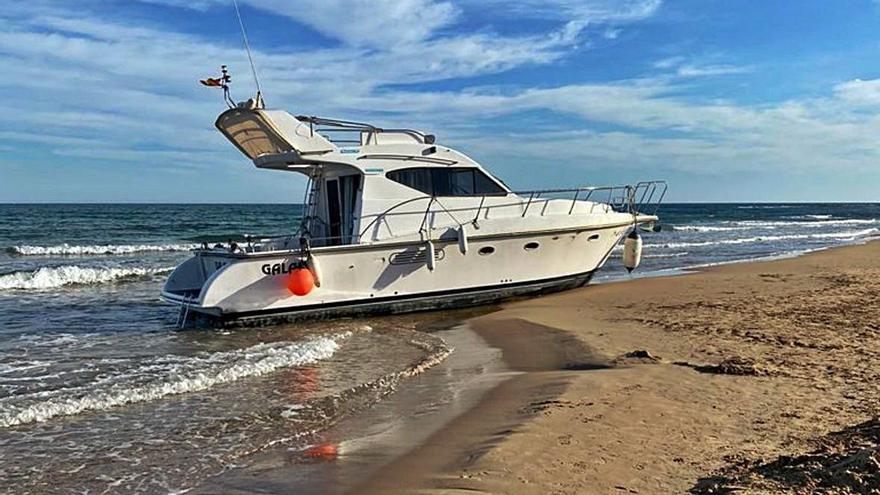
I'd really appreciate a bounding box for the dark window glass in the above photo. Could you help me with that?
[325,179,341,244]
[475,171,503,194]
[388,169,432,194]
[386,168,505,196]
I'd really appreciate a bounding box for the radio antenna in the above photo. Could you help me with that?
[232,0,263,105]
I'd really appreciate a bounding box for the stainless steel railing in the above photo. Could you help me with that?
[356,181,666,242]
[296,115,434,146]
[197,181,666,254]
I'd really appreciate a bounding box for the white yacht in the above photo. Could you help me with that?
[162,95,665,325]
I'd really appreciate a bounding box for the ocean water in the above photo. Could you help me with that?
[0,202,878,493]
[600,202,880,280]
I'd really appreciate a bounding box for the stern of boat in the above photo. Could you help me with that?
[161,253,223,317]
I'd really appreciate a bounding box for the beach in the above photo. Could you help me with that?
[2,204,879,494]
[6,0,880,491]
[355,240,880,494]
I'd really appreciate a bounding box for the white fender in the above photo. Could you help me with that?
[457,225,468,254]
[622,230,642,273]
[306,253,322,287]
[426,241,436,271]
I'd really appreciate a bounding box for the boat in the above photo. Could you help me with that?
[162,86,665,326]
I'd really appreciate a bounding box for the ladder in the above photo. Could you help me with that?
[300,168,323,240]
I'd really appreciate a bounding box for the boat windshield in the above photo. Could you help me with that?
[386,167,506,196]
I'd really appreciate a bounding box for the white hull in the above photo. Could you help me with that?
[162,222,630,325]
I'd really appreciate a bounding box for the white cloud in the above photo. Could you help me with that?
[652,55,751,78]
[465,0,662,23]
[0,0,618,179]
[833,78,880,107]
[240,0,460,48]
[2,0,879,201]
[340,78,880,174]
[603,28,621,40]
[653,56,685,69]
[674,64,751,77]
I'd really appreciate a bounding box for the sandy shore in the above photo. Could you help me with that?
[357,241,880,494]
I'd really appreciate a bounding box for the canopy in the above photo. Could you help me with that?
[215,109,335,160]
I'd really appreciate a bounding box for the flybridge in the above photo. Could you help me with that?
[294,115,436,147]
[215,107,336,160]
[215,106,441,166]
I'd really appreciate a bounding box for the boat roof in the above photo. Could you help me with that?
[215,107,481,174]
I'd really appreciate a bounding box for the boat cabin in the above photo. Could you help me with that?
[216,107,512,247]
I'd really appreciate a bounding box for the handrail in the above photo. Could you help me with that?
[199,181,666,254]
[296,115,432,145]
[356,181,666,242]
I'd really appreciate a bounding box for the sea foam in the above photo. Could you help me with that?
[672,225,756,232]
[649,228,878,249]
[8,243,199,256]
[735,218,876,228]
[0,334,350,428]
[0,265,172,290]
[673,219,876,232]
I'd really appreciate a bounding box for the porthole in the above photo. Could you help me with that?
[524,241,540,251]
[587,234,600,241]
[478,246,495,256]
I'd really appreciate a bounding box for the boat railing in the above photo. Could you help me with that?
[296,115,434,146]
[200,181,665,254]
[356,180,666,242]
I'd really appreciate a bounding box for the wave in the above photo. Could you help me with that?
[673,219,875,232]
[736,205,796,209]
[671,225,756,232]
[648,228,878,249]
[0,333,350,428]
[735,219,876,228]
[0,361,49,375]
[0,265,172,291]
[184,234,251,243]
[7,243,199,256]
[643,251,689,259]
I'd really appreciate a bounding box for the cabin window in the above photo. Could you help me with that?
[386,167,506,196]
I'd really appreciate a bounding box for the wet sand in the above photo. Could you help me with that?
[358,240,880,494]
[194,313,512,494]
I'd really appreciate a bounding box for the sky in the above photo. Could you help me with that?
[1,0,880,203]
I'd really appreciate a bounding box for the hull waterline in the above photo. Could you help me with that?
[168,269,595,327]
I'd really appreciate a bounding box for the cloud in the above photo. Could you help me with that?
[653,56,685,69]
[674,64,751,77]
[465,0,662,23]
[653,55,751,78]
[603,28,621,40]
[239,0,460,48]
[0,0,652,163]
[340,78,880,174]
[2,0,879,202]
[833,78,880,107]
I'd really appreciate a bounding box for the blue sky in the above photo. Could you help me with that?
[1,0,880,202]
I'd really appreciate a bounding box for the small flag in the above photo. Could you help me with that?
[200,77,224,87]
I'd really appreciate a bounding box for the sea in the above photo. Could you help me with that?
[0,202,878,493]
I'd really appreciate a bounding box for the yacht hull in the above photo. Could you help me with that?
[219,269,594,326]
[162,224,629,326]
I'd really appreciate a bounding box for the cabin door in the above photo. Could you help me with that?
[324,175,361,245]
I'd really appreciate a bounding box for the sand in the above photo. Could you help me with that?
[356,241,880,494]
